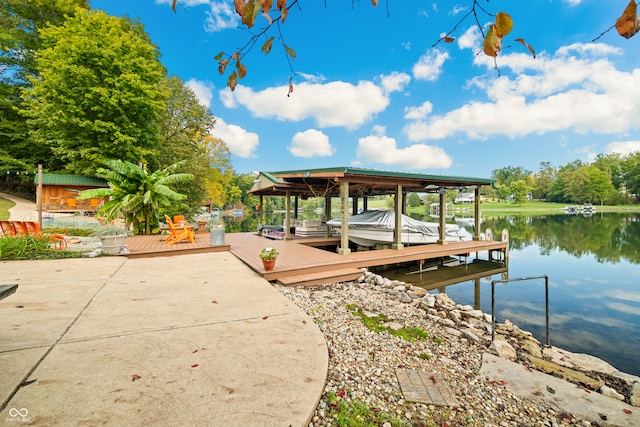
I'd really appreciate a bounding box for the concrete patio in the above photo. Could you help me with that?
[0,253,327,426]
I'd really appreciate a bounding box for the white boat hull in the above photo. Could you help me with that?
[330,226,460,247]
[327,210,463,247]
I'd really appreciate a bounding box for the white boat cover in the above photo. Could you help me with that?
[327,210,459,236]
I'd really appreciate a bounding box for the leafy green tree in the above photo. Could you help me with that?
[491,166,532,187]
[406,193,422,208]
[592,153,625,190]
[622,151,640,201]
[509,180,529,206]
[78,159,193,235]
[153,76,216,217]
[532,162,556,200]
[561,165,615,205]
[0,0,88,169]
[21,8,166,175]
[494,183,510,202]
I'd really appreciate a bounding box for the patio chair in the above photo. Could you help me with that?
[163,215,195,245]
[0,220,16,237]
[22,221,67,250]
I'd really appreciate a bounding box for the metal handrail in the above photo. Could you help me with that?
[491,275,550,347]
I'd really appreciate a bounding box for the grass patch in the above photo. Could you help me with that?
[326,391,402,427]
[346,304,429,342]
[0,235,85,260]
[0,198,15,220]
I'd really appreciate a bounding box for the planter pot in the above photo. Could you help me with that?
[262,259,276,271]
[100,234,127,255]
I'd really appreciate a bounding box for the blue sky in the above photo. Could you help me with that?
[90,0,640,178]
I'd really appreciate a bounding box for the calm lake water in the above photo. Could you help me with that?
[380,212,640,377]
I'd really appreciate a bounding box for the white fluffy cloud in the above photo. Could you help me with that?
[404,42,640,142]
[289,129,335,158]
[404,101,433,120]
[220,77,402,129]
[204,1,238,32]
[209,118,259,158]
[185,79,214,108]
[357,135,452,169]
[412,49,450,81]
[606,141,640,157]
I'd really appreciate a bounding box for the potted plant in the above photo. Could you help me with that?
[259,247,279,271]
[91,223,132,255]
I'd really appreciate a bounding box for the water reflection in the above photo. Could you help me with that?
[381,213,640,377]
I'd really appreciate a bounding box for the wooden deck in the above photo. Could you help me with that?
[225,232,508,287]
[122,232,229,258]
[121,231,508,287]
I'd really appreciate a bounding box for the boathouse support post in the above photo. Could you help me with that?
[392,185,404,250]
[324,195,332,238]
[473,186,481,241]
[284,190,292,240]
[258,195,264,236]
[338,181,351,255]
[352,195,359,215]
[437,188,448,245]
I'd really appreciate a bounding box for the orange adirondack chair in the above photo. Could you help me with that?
[164,215,195,245]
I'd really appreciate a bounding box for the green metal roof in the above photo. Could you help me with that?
[34,173,108,187]
[267,166,495,185]
[250,166,494,197]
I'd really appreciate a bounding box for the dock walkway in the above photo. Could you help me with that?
[225,233,508,287]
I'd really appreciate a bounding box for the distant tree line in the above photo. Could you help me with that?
[489,153,640,205]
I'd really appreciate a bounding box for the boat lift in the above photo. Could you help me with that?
[491,275,550,348]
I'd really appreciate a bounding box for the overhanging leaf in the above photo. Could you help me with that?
[236,61,247,78]
[171,0,177,13]
[285,44,296,59]
[241,0,261,28]
[227,70,238,91]
[483,24,501,57]
[616,0,640,39]
[495,12,513,38]
[261,0,272,13]
[281,6,288,23]
[234,0,245,16]
[217,59,229,76]
[261,36,274,54]
[515,38,536,58]
[276,0,286,10]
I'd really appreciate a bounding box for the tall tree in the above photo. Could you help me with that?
[532,162,556,201]
[0,0,88,170]
[491,166,532,187]
[21,8,166,175]
[153,76,216,217]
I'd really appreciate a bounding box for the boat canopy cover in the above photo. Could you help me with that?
[327,210,459,236]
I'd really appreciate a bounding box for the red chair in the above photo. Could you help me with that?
[14,220,67,250]
[12,221,29,236]
[0,220,16,237]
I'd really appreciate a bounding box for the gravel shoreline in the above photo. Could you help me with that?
[277,272,636,427]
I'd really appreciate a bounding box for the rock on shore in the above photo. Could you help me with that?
[277,269,640,427]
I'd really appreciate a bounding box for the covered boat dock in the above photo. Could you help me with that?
[250,167,496,254]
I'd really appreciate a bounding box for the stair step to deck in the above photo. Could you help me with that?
[277,268,364,287]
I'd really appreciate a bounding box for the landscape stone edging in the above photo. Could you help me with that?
[356,268,640,407]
